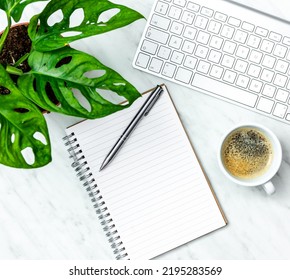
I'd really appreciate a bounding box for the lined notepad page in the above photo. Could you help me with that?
[66,86,226,260]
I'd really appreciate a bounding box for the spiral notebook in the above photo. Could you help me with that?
[64,85,227,260]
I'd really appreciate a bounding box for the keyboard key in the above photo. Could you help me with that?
[249,50,263,64]
[195,45,209,58]
[149,57,163,73]
[221,25,235,39]
[234,30,248,44]
[236,45,250,59]
[210,65,224,79]
[158,46,171,59]
[275,89,289,103]
[171,50,184,64]
[214,12,227,22]
[249,80,263,93]
[170,21,184,35]
[261,69,274,82]
[208,49,222,63]
[187,1,200,12]
[273,103,288,118]
[141,40,158,55]
[175,67,193,83]
[282,37,290,46]
[146,27,169,44]
[273,74,287,87]
[194,16,209,29]
[274,44,287,58]
[248,64,261,78]
[275,60,289,74]
[286,114,290,121]
[242,22,254,32]
[223,41,237,54]
[257,97,274,113]
[196,31,210,44]
[201,7,214,17]
[162,62,177,78]
[236,75,250,88]
[173,0,186,7]
[260,40,274,54]
[207,20,222,34]
[255,27,268,37]
[182,40,196,54]
[221,55,235,68]
[184,56,198,69]
[183,26,197,40]
[192,74,258,107]
[155,1,169,15]
[135,53,150,68]
[228,17,241,27]
[197,60,211,74]
[234,60,248,73]
[223,69,237,84]
[181,11,195,25]
[262,84,276,98]
[247,35,261,49]
[262,55,276,69]
[151,14,171,30]
[168,6,182,19]
[209,35,223,49]
[169,35,183,49]
[269,32,282,42]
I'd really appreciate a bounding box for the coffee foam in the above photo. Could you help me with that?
[222,128,273,179]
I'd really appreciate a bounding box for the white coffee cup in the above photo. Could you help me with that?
[218,124,282,195]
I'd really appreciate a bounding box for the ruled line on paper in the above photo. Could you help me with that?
[131,217,223,260]
[81,106,170,147]
[105,175,205,215]
[76,97,167,137]
[111,189,212,233]
[122,203,218,244]
[88,125,180,164]
[100,159,199,196]
[93,142,191,182]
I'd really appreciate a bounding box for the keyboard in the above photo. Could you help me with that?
[133,0,290,124]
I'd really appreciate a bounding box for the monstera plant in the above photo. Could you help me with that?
[0,0,143,168]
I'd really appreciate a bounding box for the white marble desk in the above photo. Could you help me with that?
[0,0,290,260]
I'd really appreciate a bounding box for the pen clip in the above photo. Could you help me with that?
[144,87,163,116]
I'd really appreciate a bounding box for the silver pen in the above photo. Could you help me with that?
[99,85,164,171]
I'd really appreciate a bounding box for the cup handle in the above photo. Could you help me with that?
[262,181,276,195]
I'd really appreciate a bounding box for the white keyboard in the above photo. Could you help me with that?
[133,0,290,124]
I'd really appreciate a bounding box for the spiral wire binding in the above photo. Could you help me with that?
[63,132,129,260]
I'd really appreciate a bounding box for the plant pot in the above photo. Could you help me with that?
[0,23,58,113]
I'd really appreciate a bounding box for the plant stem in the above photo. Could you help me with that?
[6,65,23,76]
[14,53,30,67]
[0,13,12,54]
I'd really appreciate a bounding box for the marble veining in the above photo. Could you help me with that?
[0,0,290,260]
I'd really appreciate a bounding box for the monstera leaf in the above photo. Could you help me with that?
[0,0,48,22]
[0,64,51,168]
[18,46,141,118]
[28,0,144,51]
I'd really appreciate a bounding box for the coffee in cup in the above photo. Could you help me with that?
[221,127,273,179]
[218,124,282,195]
